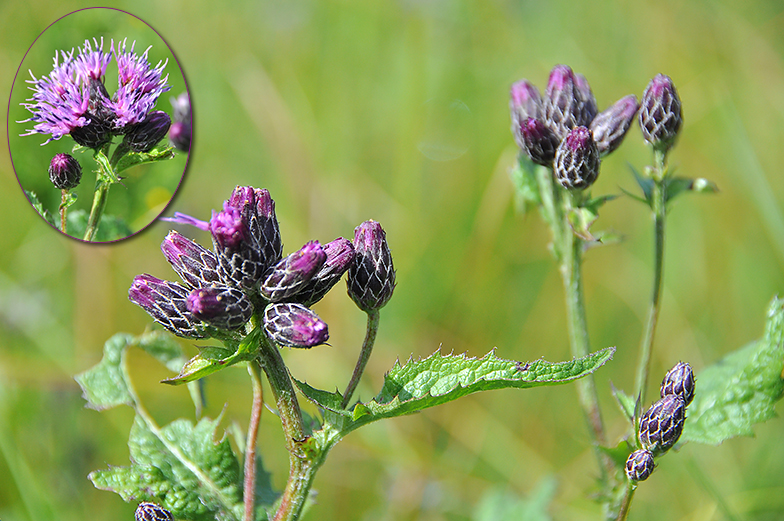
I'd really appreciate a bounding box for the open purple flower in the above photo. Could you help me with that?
[111,38,171,131]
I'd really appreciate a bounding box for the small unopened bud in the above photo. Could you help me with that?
[348,220,396,312]
[161,231,221,288]
[128,274,206,338]
[639,74,682,151]
[209,202,267,290]
[544,65,594,139]
[590,95,639,155]
[574,73,598,124]
[294,237,356,306]
[186,285,254,330]
[228,186,282,271]
[124,110,172,152]
[48,153,82,190]
[625,449,655,482]
[639,394,686,454]
[554,126,600,190]
[135,502,174,521]
[261,241,327,302]
[660,361,695,406]
[516,117,559,166]
[263,302,329,348]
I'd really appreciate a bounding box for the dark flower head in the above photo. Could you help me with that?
[263,302,329,348]
[123,110,171,152]
[210,199,268,291]
[48,153,82,190]
[260,240,327,302]
[625,449,655,482]
[509,79,542,125]
[186,285,254,330]
[348,220,396,312]
[543,65,595,140]
[639,394,686,454]
[135,502,174,521]
[111,38,171,130]
[639,73,682,151]
[227,186,283,271]
[554,126,600,190]
[660,361,695,406]
[516,117,559,166]
[128,274,206,338]
[210,203,248,251]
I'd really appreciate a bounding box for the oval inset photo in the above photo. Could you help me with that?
[8,8,192,242]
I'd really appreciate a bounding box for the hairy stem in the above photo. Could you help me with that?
[616,480,636,521]
[341,310,380,409]
[83,181,110,241]
[634,149,668,407]
[256,333,312,521]
[244,360,264,521]
[59,189,68,234]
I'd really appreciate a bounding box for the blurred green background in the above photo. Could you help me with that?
[2,1,784,520]
[7,7,189,239]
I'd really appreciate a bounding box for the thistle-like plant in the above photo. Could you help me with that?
[19,37,183,240]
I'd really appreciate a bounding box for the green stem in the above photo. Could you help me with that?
[634,149,668,407]
[256,332,314,521]
[616,480,637,521]
[244,360,264,521]
[83,181,110,241]
[341,310,380,409]
[59,189,68,234]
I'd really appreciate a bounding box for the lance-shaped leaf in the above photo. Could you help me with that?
[295,347,614,436]
[89,415,260,521]
[114,144,176,175]
[682,296,784,444]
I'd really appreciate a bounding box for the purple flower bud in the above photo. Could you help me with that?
[48,153,82,190]
[590,95,639,155]
[161,231,221,288]
[554,126,600,190]
[660,361,695,406]
[625,449,655,482]
[209,202,267,290]
[574,73,598,123]
[639,74,682,151]
[293,237,356,306]
[123,110,172,152]
[263,302,329,348]
[509,79,542,126]
[169,92,191,152]
[135,502,174,521]
[639,394,686,454]
[260,241,327,302]
[516,117,559,166]
[227,186,283,271]
[348,220,396,312]
[128,274,206,338]
[543,65,594,140]
[186,285,254,330]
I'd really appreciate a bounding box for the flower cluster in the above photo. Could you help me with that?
[626,362,695,482]
[129,186,395,348]
[510,65,639,190]
[20,37,171,150]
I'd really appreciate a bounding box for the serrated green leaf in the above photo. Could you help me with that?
[293,379,348,416]
[137,330,189,373]
[598,439,635,470]
[336,347,614,434]
[115,144,175,175]
[90,414,257,521]
[682,296,784,444]
[75,333,136,410]
[24,190,57,227]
